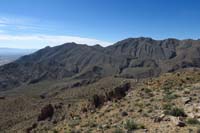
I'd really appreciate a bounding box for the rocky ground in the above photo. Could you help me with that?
[53,69,200,133]
[1,69,200,133]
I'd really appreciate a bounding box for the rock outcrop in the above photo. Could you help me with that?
[90,83,131,108]
[38,104,54,121]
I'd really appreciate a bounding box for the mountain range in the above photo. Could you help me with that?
[0,48,36,56]
[1,37,200,132]
[0,37,200,91]
[0,48,36,66]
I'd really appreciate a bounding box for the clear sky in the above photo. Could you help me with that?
[0,0,200,49]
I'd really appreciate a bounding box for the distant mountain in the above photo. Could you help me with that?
[0,48,37,66]
[0,37,200,90]
[0,48,36,56]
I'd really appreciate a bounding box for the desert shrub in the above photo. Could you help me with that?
[142,112,149,117]
[68,120,80,128]
[53,130,58,133]
[124,119,138,131]
[164,107,186,117]
[89,121,97,128]
[145,103,151,106]
[163,103,173,110]
[150,98,155,102]
[187,118,200,125]
[113,128,124,133]
[70,129,81,133]
[134,102,144,108]
[138,124,145,129]
[143,88,152,93]
[184,90,190,94]
[162,80,173,91]
[163,92,178,101]
[147,109,153,113]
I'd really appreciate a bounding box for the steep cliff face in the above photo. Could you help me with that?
[1,37,200,90]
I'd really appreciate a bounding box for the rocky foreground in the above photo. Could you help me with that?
[1,69,200,132]
[51,69,200,133]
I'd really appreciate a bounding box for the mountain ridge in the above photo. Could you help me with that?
[1,37,200,91]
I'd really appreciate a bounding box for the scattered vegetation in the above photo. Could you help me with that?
[163,93,178,101]
[113,128,124,133]
[186,118,200,125]
[164,107,186,117]
[124,119,138,131]
[162,88,179,101]
[68,120,80,128]
[143,88,152,93]
[3,70,200,132]
[163,103,173,110]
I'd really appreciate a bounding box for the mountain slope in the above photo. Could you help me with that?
[1,38,200,91]
[0,43,123,90]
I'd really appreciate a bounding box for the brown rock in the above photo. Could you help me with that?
[171,117,186,127]
[0,96,5,99]
[121,111,128,117]
[105,83,131,101]
[182,97,192,104]
[90,94,106,108]
[153,114,165,122]
[38,104,54,121]
[90,83,131,108]
[26,123,37,133]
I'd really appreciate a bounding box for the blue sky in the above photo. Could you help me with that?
[0,0,200,49]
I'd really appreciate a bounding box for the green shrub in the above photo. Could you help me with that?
[163,103,173,110]
[144,88,152,93]
[162,81,173,91]
[113,128,124,133]
[70,130,81,133]
[164,107,186,117]
[138,124,145,129]
[142,112,149,117]
[89,121,97,128]
[163,92,178,101]
[53,130,58,133]
[124,119,138,131]
[187,118,200,125]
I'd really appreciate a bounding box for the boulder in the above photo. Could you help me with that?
[171,117,186,127]
[90,94,105,108]
[182,97,192,104]
[102,124,109,129]
[187,113,195,118]
[0,96,5,100]
[176,121,186,127]
[39,93,46,99]
[38,104,54,121]
[26,123,37,133]
[153,114,165,122]
[195,113,200,118]
[106,82,131,101]
[121,111,128,117]
[90,83,131,108]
